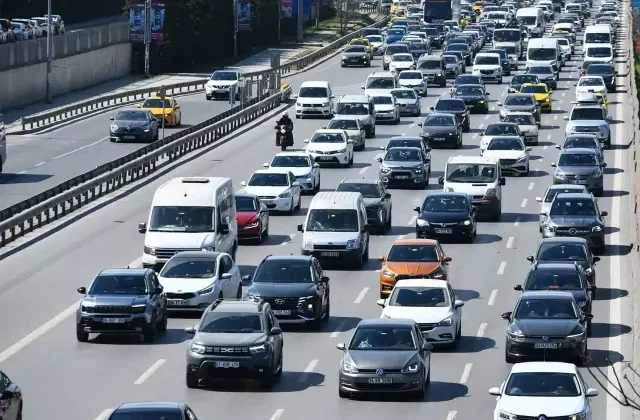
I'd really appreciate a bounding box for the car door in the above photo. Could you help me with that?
[312,258,328,308]
[413,324,430,369]
[0,372,19,420]
[266,310,283,359]
[576,370,594,413]
[447,283,462,325]
[257,196,269,228]
[288,172,300,205]
[223,254,241,296]
[149,272,166,315]
[217,255,232,297]
[437,243,450,277]
[421,150,430,174]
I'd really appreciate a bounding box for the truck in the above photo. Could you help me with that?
[493,28,526,67]
[423,0,460,23]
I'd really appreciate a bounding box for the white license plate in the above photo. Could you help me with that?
[534,343,558,349]
[570,180,586,184]
[101,318,125,323]
[167,299,190,306]
[367,378,393,384]
[214,361,239,368]
[435,228,453,234]
[395,175,409,179]
[316,156,333,160]
[432,138,445,141]
[273,310,291,315]
[216,89,227,93]
[320,251,340,257]
[123,135,136,140]
[467,104,475,108]
[261,200,274,205]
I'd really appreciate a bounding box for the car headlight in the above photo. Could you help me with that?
[438,316,452,326]
[416,218,429,227]
[341,359,359,374]
[544,225,556,233]
[444,187,454,192]
[245,221,259,228]
[517,155,527,163]
[414,168,422,174]
[478,100,486,104]
[585,267,594,276]
[307,149,318,154]
[506,327,524,340]
[381,269,395,278]
[380,166,390,173]
[430,267,444,278]
[568,325,586,339]
[131,303,146,313]
[346,239,359,250]
[296,101,303,107]
[199,284,215,294]
[337,148,347,154]
[462,219,472,226]
[110,124,118,131]
[249,343,267,354]
[554,170,566,179]
[599,125,609,133]
[570,410,588,420]
[401,363,420,373]
[592,225,603,232]
[527,130,537,135]
[591,170,602,178]
[144,246,156,256]
[190,343,206,354]
[384,56,392,63]
[322,101,330,107]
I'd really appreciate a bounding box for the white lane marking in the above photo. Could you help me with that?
[281,233,295,245]
[401,132,406,136]
[52,137,108,160]
[331,320,348,338]
[408,215,417,225]
[34,161,46,167]
[459,363,473,384]
[472,133,478,139]
[134,359,166,384]
[299,359,319,382]
[558,99,563,104]
[446,411,458,420]
[359,166,370,174]
[128,257,142,268]
[543,145,548,150]
[553,115,558,120]
[476,323,488,338]
[0,300,79,364]
[561,91,566,97]
[497,262,507,275]
[478,123,485,129]
[521,198,528,208]
[488,289,499,305]
[93,409,114,420]
[410,122,416,128]
[484,114,490,120]
[547,134,551,140]
[270,409,285,420]
[397,235,405,240]
[354,287,369,304]
[506,236,514,249]
[513,216,521,227]
[17,170,26,175]
[528,182,534,190]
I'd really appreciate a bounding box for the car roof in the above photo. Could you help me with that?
[115,402,183,412]
[425,191,468,199]
[273,151,311,157]
[169,251,220,260]
[392,238,439,246]
[510,362,577,374]
[253,168,290,175]
[395,279,450,288]
[339,178,379,185]
[520,290,575,299]
[358,318,416,328]
[447,154,499,164]
[555,192,596,200]
[559,147,598,154]
[539,237,589,245]
[99,268,149,276]
[427,112,457,118]
[531,262,580,271]
[213,300,265,313]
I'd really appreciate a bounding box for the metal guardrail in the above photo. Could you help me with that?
[19,6,389,132]
[0,85,292,247]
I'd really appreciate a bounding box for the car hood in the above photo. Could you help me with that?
[348,350,418,370]
[532,93,550,101]
[395,98,419,105]
[420,211,469,223]
[497,395,586,417]
[159,277,214,293]
[114,120,149,128]
[144,231,212,249]
[366,89,393,97]
[455,94,486,102]
[374,104,396,111]
[421,68,444,74]
[363,197,386,208]
[529,73,555,80]
[297,97,329,105]
[513,318,581,336]
[382,305,452,323]
[474,64,501,70]
[436,109,465,116]
[241,186,288,196]
[384,261,442,275]
[423,125,458,134]
[547,215,599,226]
[567,120,605,127]
[193,332,267,346]
[483,150,527,159]
[237,210,260,226]
[207,80,238,87]
[446,182,493,195]
[503,104,537,112]
[302,231,360,244]
[382,161,422,168]
[343,52,368,57]
[306,142,348,153]
[518,124,538,133]
[272,166,312,177]
[398,79,424,87]
[246,282,318,297]
[556,165,600,175]
[83,295,148,306]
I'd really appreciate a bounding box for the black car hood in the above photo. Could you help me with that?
[348,350,417,370]
[115,120,149,128]
[455,95,485,102]
[436,109,465,115]
[548,216,599,226]
[513,318,580,336]
[247,282,318,297]
[84,294,149,306]
[420,211,468,223]
[423,125,458,134]
[537,260,590,271]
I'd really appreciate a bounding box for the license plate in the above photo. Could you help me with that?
[467,104,475,108]
[432,137,445,141]
[435,228,453,234]
[273,310,291,315]
[214,361,239,368]
[570,180,586,184]
[216,89,227,93]
[534,343,558,349]
[261,200,274,205]
[367,378,393,384]
[320,251,340,257]
[395,175,409,179]
[123,135,136,140]
[101,318,125,323]
[316,156,333,160]
[167,299,190,306]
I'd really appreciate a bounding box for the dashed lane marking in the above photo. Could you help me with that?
[34,161,46,167]
[408,215,417,225]
[476,323,488,338]
[506,236,514,249]
[446,411,458,420]
[281,233,295,245]
[497,262,507,275]
[521,198,528,208]
[459,363,473,384]
[270,409,285,420]
[93,409,114,420]
[331,320,348,338]
[514,216,521,227]
[134,359,166,385]
[359,166,370,174]
[488,289,499,305]
[299,359,319,382]
[354,287,369,304]
[528,182,534,190]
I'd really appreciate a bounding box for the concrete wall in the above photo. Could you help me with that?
[0,42,132,109]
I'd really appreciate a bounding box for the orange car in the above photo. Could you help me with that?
[378,239,452,298]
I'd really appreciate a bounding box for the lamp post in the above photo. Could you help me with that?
[45,0,53,103]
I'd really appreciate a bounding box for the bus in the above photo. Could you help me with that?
[424,0,460,23]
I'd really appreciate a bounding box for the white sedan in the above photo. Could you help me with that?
[389,53,416,73]
[482,136,530,175]
[263,151,321,193]
[489,362,598,420]
[304,129,354,167]
[575,76,608,99]
[240,169,301,213]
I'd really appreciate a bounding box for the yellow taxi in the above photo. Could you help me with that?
[571,92,610,115]
[551,28,570,36]
[459,14,469,28]
[473,1,483,13]
[519,83,553,112]
[349,38,374,58]
[138,95,182,126]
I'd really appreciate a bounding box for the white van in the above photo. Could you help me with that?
[297,191,370,269]
[295,81,335,119]
[362,71,398,97]
[473,53,503,83]
[516,7,545,37]
[584,43,614,64]
[139,177,238,269]
[527,38,562,70]
[438,155,505,220]
[583,25,612,47]
[0,113,5,173]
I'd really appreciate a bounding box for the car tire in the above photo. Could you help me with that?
[411,374,427,400]
[288,197,296,215]
[76,328,89,343]
[157,313,168,333]
[594,188,604,197]
[385,209,392,232]
[142,322,157,343]
[497,77,503,84]
[339,387,350,398]
[260,359,279,387]
[505,350,516,364]
[206,95,212,101]
[186,371,199,389]
[314,177,321,194]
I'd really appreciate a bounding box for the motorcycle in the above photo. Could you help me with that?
[275,124,293,151]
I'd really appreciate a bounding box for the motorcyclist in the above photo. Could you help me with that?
[275,111,294,148]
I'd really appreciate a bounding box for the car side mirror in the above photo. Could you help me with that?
[240,181,247,186]
[497,102,503,106]
[347,139,354,144]
[175,105,181,109]
[593,257,601,263]
[377,298,386,307]
[583,313,594,319]
[586,388,599,397]
[77,287,87,294]
[422,342,434,351]
[270,326,282,335]
[454,299,464,308]
[219,223,230,235]
[336,342,347,351]
[601,211,608,217]
[292,182,301,187]
[220,273,232,280]
[514,284,523,291]
[383,193,391,199]
[138,222,147,233]
[501,311,512,320]
[185,327,196,335]
[438,176,445,185]
[525,147,532,151]
[376,157,383,162]
[489,387,501,396]
[551,162,557,167]
[499,177,506,186]
[136,104,142,108]
[563,116,569,120]
[428,106,435,111]
[601,162,607,167]
[377,256,385,262]
[443,256,452,262]
[313,163,320,168]
[262,162,269,168]
[154,286,163,295]
[555,144,562,149]
[109,116,115,120]
[413,206,421,213]
[361,86,365,89]
[242,274,252,282]
[297,223,304,232]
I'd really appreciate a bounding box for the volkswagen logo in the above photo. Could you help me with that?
[177,290,182,293]
[569,228,577,235]
[376,368,384,376]
[542,336,550,342]
[328,242,333,245]
[275,299,285,305]
[538,415,548,420]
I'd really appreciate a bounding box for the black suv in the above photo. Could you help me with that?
[429,98,470,132]
[76,268,167,343]
[185,299,284,387]
[243,255,330,328]
[335,178,392,233]
[413,191,477,242]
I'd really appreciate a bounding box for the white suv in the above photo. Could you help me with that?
[240,169,302,214]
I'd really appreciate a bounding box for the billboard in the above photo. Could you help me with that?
[129,2,166,42]
[237,0,251,31]
[281,0,294,18]
[281,0,312,19]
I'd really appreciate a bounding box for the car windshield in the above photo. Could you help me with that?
[299,87,329,98]
[423,196,468,212]
[518,16,537,25]
[235,196,258,211]
[159,258,216,279]
[587,47,612,58]
[392,90,417,100]
[447,44,468,52]
[368,78,395,89]
[142,99,172,108]
[211,71,238,81]
[515,298,578,319]
[424,115,456,126]
[149,206,214,232]
[248,173,289,186]
[544,187,585,202]
[418,60,441,69]
[253,260,312,283]
[389,287,450,307]
[351,40,369,46]
[505,373,581,397]
[271,155,310,168]
[446,163,496,182]
[367,35,383,42]
[388,29,404,36]
[398,71,422,80]
[588,64,614,75]
[336,103,368,115]
[564,137,599,149]
[345,46,366,53]
[387,245,439,262]
[487,13,505,19]
[200,313,263,333]
[571,108,604,120]
[393,54,413,62]
[455,86,484,96]
[386,45,409,55]
[328,119,359,130]
[311,133,344,143]
[436,100,465,111]
[336,182,380,198]
[387,139,422,149]
[528,66,553,74]
[579,78,604,87]
[538,243,588,261]
[475,56,500,65]
[116,111,148,121]
[526,270,583,290]
[306,209,359,232]
[385,148,421,161]
[488,50,507,59]
[372,95,393,104]
[443,56,457,64]
[558,18,574,23]
[511,75,539,85]
[109,412,183,420]
[349,327,416,350]
[558,153,598,167]
[521,85,548,94]
[487,138,523,150]
[503,115,536,125]
[455,76,482,85]
[505,95,535,106]
[550,198,597,216]
[493,29,520,42]
[89,275,147,295]
[485,124,518,137]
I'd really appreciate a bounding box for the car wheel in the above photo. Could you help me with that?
[157,313,168,332]
[142,322,157,343]
[186,371,199,388]
[295,194,301,210]
[339,387,350,398]
[385,208,392,232]
[288,197,296,215]
[76,328,89,343]
[505,350,516,363]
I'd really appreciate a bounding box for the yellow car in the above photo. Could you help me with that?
[473,1,483,13]
[571,93,610,115]
[138,95,182,126]
[551,29,569,36]
[350,38,374,58]
[519,83,553,112]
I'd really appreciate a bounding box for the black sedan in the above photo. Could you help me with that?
[336,178,392,233]
[341,45,371,67]
[586,63,617,92]
[109,109,159,143]
[450,74,484,93]
[418,113,463,148]
[108,402,200,419]
[429,98,470,132]
[0,371,22,420]
[502,291,591,364]
[451,84,490,113]
[413,192,477,242]
[508,74,541,93]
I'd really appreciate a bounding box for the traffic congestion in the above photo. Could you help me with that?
[0,0,631,417]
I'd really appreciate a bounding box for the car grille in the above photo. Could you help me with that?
[155,248,201,259]
[354,382,406,390]
[555,227,591,235]
[257,196,276,200]
[500,159,518,165]
[565,174,589,180]
[300,104,324,108]
[515,416,571,420]
[395,274,431,281]
[93,305,133,314]
[424,74,435,82]
[428,222,458,227]
[315,150,337,155]
[418,323,438,333]
[480,69,494,74]
[165,292,196,300]
[203,346,250,355]
[262,297,301,310]
[390,171,413,178]
[314,244,347,250]
[358,369,402,373]
[574,126,600,133]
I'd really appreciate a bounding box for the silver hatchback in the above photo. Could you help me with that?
[551,148,605,196]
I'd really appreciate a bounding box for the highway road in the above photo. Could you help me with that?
[0,4,633,420]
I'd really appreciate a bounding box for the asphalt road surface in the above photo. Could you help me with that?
[0,4,633,420]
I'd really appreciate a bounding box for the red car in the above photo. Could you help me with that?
[235,193,269,243]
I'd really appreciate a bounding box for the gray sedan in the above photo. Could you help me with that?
[557,134,604,163]
[551,148,605,196]
[341,45,371,67]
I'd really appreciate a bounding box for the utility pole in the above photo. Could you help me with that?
[297,0,303,42]
[277,0,281,41]
[144,0,151,78]
[233,0,238,56]
[45,0,53,103]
